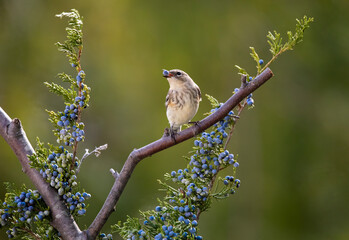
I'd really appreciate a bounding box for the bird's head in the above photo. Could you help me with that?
[162,69,193,89]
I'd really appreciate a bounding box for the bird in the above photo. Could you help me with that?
[163,69,201,138]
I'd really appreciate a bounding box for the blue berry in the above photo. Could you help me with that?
[247,98,254,106]
[163,70,169,77]
[64,120,70,126]
[76,75,82,82]
[71,63,77,67]
[78,209,86,215]
[259,59,264,65]
[155,206,162,212]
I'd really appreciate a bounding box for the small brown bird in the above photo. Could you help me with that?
[163,69,201,136]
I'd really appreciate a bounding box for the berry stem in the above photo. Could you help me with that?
[20,227,42,240]
[224,101,247,150]
[260,47,288,74]
[71,48,83,171]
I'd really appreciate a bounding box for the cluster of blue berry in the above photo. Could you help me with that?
[234,87,254,107]
[56,69,89,147]
[117,100,241,239]
[37,146,91,215]
[0,189,49,238]
[139,204,202,240]
[65,191,91,215]
[246,58,264,104]
[32,64,92,218]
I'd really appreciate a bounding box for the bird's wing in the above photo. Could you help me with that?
[196,86,202,101]
[165,90,171,109]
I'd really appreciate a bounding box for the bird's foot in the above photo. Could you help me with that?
[163,127,178,143]
[163,128,170,137]
[188,121,200,127]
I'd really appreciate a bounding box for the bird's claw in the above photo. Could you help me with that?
[164,127,177,143]
[170,128,178,143]
[188,121,200,127]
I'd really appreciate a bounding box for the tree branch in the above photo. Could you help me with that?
[86,67,274,239]
[0,68,273,240]
[0,108,85,240]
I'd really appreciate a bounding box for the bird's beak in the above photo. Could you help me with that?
[163,69,173,78]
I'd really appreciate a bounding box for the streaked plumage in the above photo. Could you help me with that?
[163,69,201,134]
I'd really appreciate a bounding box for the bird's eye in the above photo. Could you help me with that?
[176,72,182,76]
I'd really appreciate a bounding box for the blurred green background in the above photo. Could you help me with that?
[1,0,349,239]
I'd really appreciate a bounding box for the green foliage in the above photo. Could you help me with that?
[205,94,220,109]
[249,47,262,74]
[112,217,142,239]
[0,183,56,240]
[55,9,83,66]
[235,15,314,77]
[234,65,249,77]
[283,15,314,51]
[44,81,77,103]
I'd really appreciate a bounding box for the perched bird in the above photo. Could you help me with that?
[163,69,201,137]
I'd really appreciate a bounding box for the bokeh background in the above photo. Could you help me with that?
[1,0,349,239]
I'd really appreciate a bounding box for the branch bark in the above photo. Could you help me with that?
[86,67,274,239]
[0,109,86,240]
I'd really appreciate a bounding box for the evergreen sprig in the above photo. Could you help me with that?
[235,15,314,77]
[0,9,96,240]
[44,81,77,103]
[55,9,83,66]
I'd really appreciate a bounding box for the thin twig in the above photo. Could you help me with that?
[76,144,108,174]
[20,227,42,240]
[224,101,247,150]
[110,168,119,179]
[71,46,84,171]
